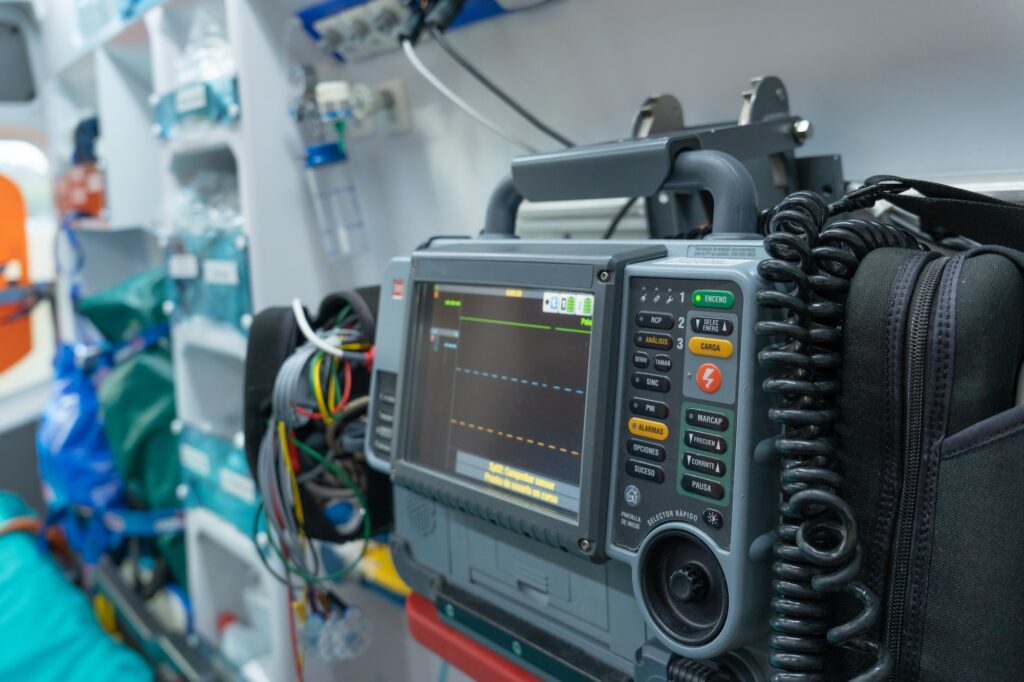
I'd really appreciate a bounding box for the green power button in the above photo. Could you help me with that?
[692,289,734,309]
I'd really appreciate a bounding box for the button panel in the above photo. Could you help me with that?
[613,276,742,553]
[369,371,398,459]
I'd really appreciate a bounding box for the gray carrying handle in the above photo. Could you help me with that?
[482,147,759,237]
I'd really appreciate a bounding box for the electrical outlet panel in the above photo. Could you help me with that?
[298,0,546,63]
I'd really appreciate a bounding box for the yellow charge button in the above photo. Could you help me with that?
[628,417,669,442]
[688,336,734,358]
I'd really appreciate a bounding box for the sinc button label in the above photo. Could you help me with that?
[692,290,734,309]
[628,417,669,441]
[634,332,673,350]
[688,336,734,358]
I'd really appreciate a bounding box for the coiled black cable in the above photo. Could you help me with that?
[756,189,922,681]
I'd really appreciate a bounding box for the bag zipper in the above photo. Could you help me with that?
[885,256,947,677]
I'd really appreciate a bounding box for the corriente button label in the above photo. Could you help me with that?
[684,453,726,477]
[688,336,734,358]
[628,417,669,442]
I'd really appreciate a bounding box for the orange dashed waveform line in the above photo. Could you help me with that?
[450,418,579,456]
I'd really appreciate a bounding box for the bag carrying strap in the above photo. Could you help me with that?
[860,175,1024,251]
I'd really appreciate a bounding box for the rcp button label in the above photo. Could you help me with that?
[635,311,674,329]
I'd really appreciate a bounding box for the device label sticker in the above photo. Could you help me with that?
[168,253,199,280]
[175,82,208,114]
[391,279,405,299]
[203,259,240,286]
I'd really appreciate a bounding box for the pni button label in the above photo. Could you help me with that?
[684,453,726,477]
[688,336,734,358]
[634,332,673,350]
[628,417,669,442]
[682,475,725,500]
[691,317,734,336]
[630,398,669,419]
[626,460,665,483]
[685,430,727,454]
[685,408,729,431]
[692,290,734,309]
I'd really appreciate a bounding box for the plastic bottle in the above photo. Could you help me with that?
[304,137,367,262]
[217,613,269,675]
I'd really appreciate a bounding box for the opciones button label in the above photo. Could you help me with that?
[692,290,734,309]
[688,336,734,358]
[627,439,666,462]
[628,417,669,441]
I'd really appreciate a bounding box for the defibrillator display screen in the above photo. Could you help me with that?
[405,282,594,520]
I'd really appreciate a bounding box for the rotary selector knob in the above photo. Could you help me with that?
[669,564,710,604]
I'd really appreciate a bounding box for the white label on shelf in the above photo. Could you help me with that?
[203,259,240,286]
[662,257,751,266]
[175,83,208,114]
[168,253,200,280]
[180,444,211,477]
[219,468,256,504]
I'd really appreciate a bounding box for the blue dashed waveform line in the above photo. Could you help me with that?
[455,367,585,396]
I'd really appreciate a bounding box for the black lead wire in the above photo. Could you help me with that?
[426,24,574,148]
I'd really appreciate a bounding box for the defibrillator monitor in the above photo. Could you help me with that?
[405,282,593,520]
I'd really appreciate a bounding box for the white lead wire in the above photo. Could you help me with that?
[401,39,538,154]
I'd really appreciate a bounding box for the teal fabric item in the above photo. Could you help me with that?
[0,492,152,682]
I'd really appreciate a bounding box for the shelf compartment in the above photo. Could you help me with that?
[177,423,257,535]
[164,225,251,332]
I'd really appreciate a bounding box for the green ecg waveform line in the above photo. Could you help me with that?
[461,315,592,335]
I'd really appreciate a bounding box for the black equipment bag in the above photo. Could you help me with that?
[760,176,1024,681]
[837,244,1024,681]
